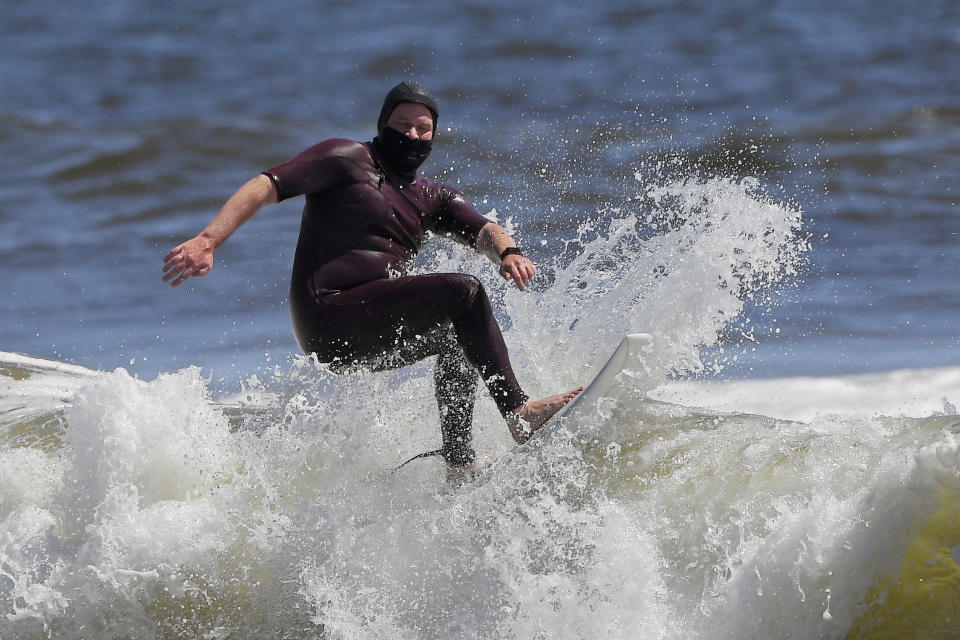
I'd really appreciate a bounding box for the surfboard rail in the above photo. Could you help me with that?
[555,333,653,421]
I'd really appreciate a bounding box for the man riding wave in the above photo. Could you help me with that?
[163,82,580,476]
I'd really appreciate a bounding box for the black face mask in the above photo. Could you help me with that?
[376,126,433,175]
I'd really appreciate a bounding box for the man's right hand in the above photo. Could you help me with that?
[161,174,277,288]
[162,235,214,287]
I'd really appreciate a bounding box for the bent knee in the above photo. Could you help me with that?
[444,273,483,306]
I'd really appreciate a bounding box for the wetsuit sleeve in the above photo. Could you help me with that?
[426,185,491,248]
[262,138,361,202]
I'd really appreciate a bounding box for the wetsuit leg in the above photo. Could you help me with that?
[338,322,480,466]
[290,272,528,417]
[434,328,479,466]
[342,322,479,466]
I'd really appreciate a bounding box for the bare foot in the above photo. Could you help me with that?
[507,387,584,444]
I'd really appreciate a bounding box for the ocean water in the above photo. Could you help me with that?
[2,0,959,638]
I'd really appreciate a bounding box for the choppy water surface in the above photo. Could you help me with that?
[3,351,960,638]
[1,0,958,380]
[1,0,959,637]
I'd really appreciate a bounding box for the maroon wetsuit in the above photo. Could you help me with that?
[263,137,528,466]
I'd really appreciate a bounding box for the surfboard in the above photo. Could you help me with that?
[489,332,654,461]
[550,333,654,424]
[395,333,654,470]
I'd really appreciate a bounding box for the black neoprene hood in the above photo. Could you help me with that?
[377,81,439,134]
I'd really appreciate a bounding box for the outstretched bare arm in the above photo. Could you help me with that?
[162,174,277,287]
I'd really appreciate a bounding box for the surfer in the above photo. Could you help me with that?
[162,81,580,474]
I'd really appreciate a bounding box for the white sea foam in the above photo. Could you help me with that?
[652,367,960,423]
[1,359,946,638]
[3,176,957,638]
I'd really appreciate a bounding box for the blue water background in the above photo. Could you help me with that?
[1,0,958,387]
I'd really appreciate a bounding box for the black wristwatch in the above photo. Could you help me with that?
[499,247,523,261]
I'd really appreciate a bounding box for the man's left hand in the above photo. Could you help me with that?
[500,254,536,291]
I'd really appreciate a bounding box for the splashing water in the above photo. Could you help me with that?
[3,173,957,639]
[422,172,806,421]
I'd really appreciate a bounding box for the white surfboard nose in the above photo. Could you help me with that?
[556,333,654,420]
[625,333,654,349]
